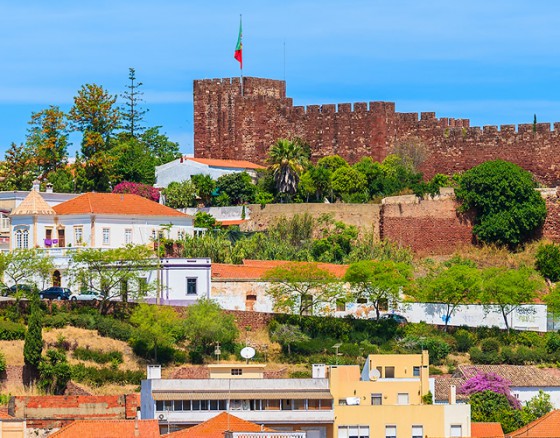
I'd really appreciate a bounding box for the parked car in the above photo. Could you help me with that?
[2,284,35,297]
[70,290,101,301]
[39,287,72,300]
[380,313,408,324]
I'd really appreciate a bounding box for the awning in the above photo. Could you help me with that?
[152,391,332,401]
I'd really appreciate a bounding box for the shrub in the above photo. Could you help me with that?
[514,331,544,348]
[424,338,451,364]
[535,243,560,282]
[454,329,476,353]
[469,347,502,365]
[73,347,123,365]
[481,338,500,354]
[43,312,71,329]
[0,352,6,373]
[0,320,26,340]
[290,370,312,378]
[69,313,98,330]
[96,317,135,342]
[71,364,144,387]
[546,333,560,353]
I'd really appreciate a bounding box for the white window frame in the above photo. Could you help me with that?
[125,228,132,244]
[397,392,409,405]
[15,229,29,249]
[186,278,197,295]
[385,425,396,438]
[371,393,382,405]
[102,227,110,245]
[412,425,423,438]
[338,425,369,438]
[450,425,463,437]
[74,226,83,244]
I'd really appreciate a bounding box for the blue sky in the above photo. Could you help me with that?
[2,0,560,156]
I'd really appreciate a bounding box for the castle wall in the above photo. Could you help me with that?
[194,76,560,186]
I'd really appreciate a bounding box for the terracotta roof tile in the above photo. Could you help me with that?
[471,422,504,438]
[217,219,247,226]
[188,157,265,170]
[54,193,189,218]
[165,412,274,438]
[433,376,469,402]
[48,419,160,438]
[212,259,348,280]
[11,190,56,216]
[0,408,13,419]
[458,365,560,387]
[507,410,560,437]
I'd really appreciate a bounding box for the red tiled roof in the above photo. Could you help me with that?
[54,193,189,217]
[218,219,247,226]
[433,376,469,402]
[471,422,504,438]
[458,365,560,387]
[188,157,265,170]
[212,259,348,280]
[164,412,274,438]
[0,408,13,419]
[507,410,560,437]
[48,419,160,438]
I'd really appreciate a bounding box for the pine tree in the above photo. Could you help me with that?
[0,142,37,190]
[121,68,147,138]
[24,297,43,370]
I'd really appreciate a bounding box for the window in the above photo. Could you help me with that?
[155,400,173,412]
[413,366,420,377]
[357,297,367,304]
[412,425,423,438]
[74,227,83,243]
[371,393,382,405]
[385,366,395,378]
[336,299,346,312]
[338,426,369,438]
[397,393,409,405]
[231,368,242,376]
[15,229,29,249]
[186,278,197,295]
[173,400,183,411]
[102,228,110,245]
[385,425,396,438]
[450,425,462,437]
[124,228,132,244]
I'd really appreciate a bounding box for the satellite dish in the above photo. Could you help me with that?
[240,346,256,360]
[369,369,381,381]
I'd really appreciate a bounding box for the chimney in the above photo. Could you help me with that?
[45,183,53,193]
[449,384,456,405]
[32,179,40,192]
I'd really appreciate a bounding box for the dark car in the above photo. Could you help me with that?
[380,313,408,324]
[39,287,72,300]
[2,284,35,297]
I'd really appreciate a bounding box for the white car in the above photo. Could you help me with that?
[70,290,101,301]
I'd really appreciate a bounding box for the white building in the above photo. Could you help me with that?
[10,191,195,250]
[155,157,265,188]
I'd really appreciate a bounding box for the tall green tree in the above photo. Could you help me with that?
[69,83,120,159]
[264,262,343,316]
[268,138,308,200]
[535,243,560,282]
[120,67,147,138]
[26,106,69,176]
[455,160,547,247]
[480,267,544,332]
[344,260,412,320]
[191,174,216,206]
[38,349,71,394]
[141,126,181,166]
[215,172,255,205]
[162,180,197,208]
[412,261,481,331]
[0,142,38,191]
[23,296,43,372]
[110,136,155,185]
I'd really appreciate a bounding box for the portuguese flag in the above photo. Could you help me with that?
[234,17,242,69]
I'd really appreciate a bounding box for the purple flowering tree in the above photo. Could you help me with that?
[459,371,521,409]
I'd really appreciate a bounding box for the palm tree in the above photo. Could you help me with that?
[268,139,308,200]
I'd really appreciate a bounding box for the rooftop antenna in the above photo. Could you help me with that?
[214,342,221,363]
[240,346,256,364]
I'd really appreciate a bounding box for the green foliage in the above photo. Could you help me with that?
[0,319,26,340]
[346,233,413,264]
[535,243,560,282]
[73,347,123,365]
[38,349,71,394]
[183,299,238,356]
[0,142,37,191]
[480,338,500,353]
[270,324,310,354]
[422,391,433,405]
[71,363,144,387]
[162,180,197,209]
[455,160,547,247]
[110,136,155,185]
[216,172,256,205]
[454,329,477,352]
[344,259,412,320]
[0,352,6,373]
[96,316,135,341]
[141,126,181,166]
[330,166,367,201]
[191,174,216,206]
[24,299,43,369]
[120,68,147,138]
[524,390,553,421]
[268,139,309,200]
[194,212,218,230]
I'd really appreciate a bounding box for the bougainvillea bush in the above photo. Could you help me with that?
[459,371,521,409]
[112,182,160,202]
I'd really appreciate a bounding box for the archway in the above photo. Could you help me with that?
[52,270,61,287]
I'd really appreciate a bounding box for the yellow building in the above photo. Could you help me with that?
[330,352,471,438]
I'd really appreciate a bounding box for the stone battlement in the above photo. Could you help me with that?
[194,76,560,185]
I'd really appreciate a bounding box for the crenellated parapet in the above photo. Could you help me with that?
[194,76,560,185]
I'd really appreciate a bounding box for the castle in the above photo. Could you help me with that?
[194,76,560,186]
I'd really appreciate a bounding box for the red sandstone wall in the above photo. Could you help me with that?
[380,193,474,255]
[194,76,560,186]
[543,195,560,242]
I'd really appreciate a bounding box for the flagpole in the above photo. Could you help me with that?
[240,14,243,97]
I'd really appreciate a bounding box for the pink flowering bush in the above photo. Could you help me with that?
[459,371,521,409]
[113,182,160,202]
